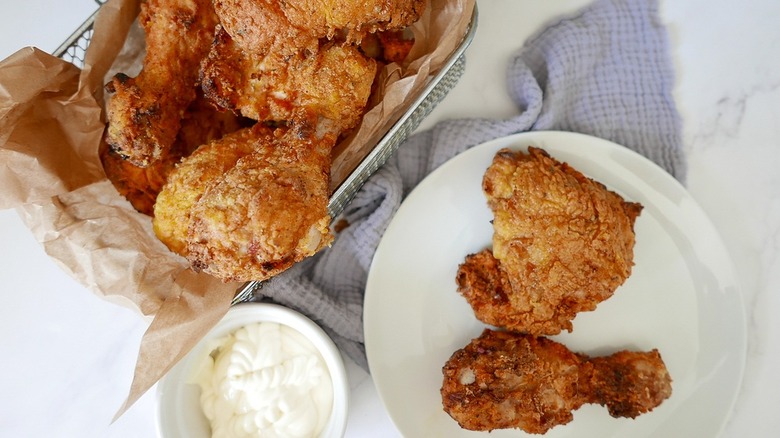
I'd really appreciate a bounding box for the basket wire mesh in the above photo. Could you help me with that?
[52,0,106,67]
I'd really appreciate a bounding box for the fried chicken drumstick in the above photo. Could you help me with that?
[441,329,672,434]
[154,116,335,282]
[105,0,218,167]
[186,123,335,282]
[152,123,276,255]
[457,147,643,335]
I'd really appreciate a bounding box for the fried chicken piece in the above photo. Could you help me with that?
[441,329,672,434]
[186,124,335,282]
[456,249,513,320]
[213,0,425,56]
[153,123,275,255]
[360,29,416,64]
[200,26,377,134]
[101,95,243,216]
[442,329,582,434]
[175,94,248,152]
[377,30,416,64]
[457,147,643,335]
[213,0,315,56]
[100,137,184,216]
[105,0,218,167]
[279,0,426,42]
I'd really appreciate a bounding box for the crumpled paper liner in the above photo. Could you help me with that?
[0,0,475,418]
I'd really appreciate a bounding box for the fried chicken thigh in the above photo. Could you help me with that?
[457,147,643,335]
[200,26,377,133]
[105,0,218,167]
[441,329,672,434]
[213,0,425,56]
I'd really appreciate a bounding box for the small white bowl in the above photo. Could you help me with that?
[156,302,349,438]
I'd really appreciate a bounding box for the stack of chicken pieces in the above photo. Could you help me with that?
[100,0,425,282]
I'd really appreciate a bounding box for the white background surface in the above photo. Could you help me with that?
[1,0,779,437]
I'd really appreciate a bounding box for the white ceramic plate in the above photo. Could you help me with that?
[364,131,746,437]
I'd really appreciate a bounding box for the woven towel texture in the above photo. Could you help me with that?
[254,0,686,369]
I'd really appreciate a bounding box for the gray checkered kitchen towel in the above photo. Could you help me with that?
[253,0,686,369]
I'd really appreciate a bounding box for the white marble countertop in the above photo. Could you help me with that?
[1,0,778,437]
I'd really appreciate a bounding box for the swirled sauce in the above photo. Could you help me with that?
[193,322,333,438]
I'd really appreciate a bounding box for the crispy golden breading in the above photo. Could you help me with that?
[442,329,582,434]
[100,138,181,216]
[583,349,673,419]
[152,124,274,255]
[201,26,377,133]
[280,0,426,42]
[377,30,416,64]
[441,329,672,434]
[213,0,314,55]
[101,95,243,216]
[105,0,218,167]
[359,30,416,64]
[457,147,642,335]
[186,127,336,282]
[456,248,514,322]
[213,0,425,55]
[175,95,248,152]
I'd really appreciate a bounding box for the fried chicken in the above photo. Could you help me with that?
[100,136,183,216]
[279,0,426,42]
[101,94,243,216]
[105,0,219,167]
[457,147,643,335]
[152,123,275,256]
[186,123,335,282]
[213,0,425,56]
[174,94,248,152]
[200,26,377,134]
[441,329,672,434]
[154,115,335,281]
[213,0,314,55]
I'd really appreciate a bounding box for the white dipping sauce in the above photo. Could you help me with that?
[193,322,334,438]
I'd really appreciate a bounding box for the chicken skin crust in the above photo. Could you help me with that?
[457,147,643,335]
[101,95,243,216]
[105,0,218,167]
[152,123,275,256]
[279,0,426,43]
[441,329,672,434]
[100,138,183,217]
[213,0,425,56]
[184,126,336,282]
[200,26,377,134]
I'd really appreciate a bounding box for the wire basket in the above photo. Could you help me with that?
[53,0,106,67]
[52,1,479,304]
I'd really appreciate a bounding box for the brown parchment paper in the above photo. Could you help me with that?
[0,0,475,419]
